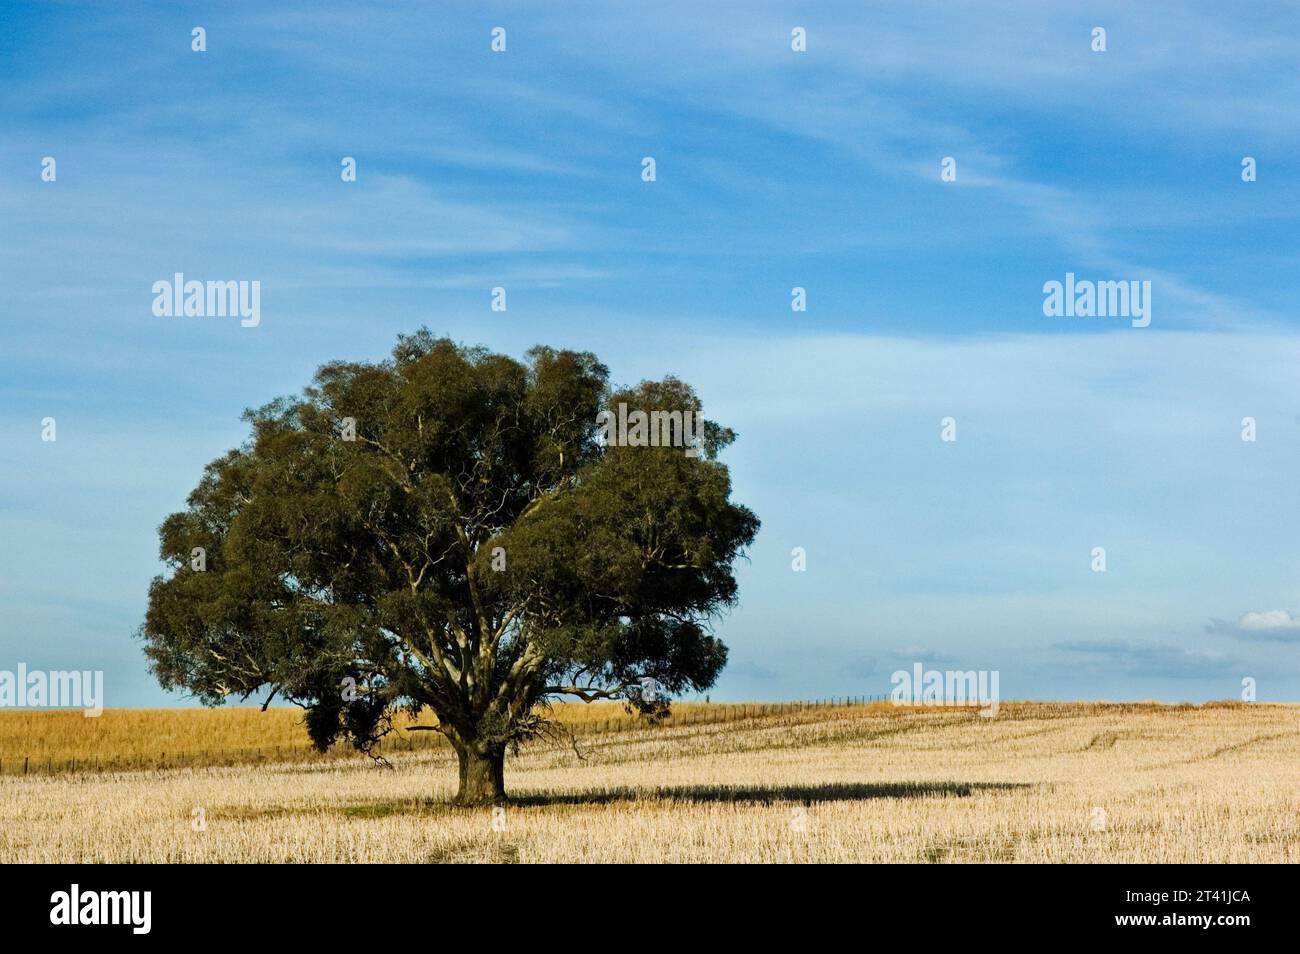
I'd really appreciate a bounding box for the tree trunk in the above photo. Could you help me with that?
[453,742,507,806]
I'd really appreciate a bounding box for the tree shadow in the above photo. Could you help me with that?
[509,780,1030,807]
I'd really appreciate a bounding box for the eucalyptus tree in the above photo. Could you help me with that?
[141,331,758,804]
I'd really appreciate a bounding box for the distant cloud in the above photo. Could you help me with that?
[1054,641,1235,678]
[1207,611,1300,642]
[886,647,957,666]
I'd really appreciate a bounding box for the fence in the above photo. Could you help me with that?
[0,696,890,777]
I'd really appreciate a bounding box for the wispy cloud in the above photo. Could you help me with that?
[1208,611,1300,642]
[1054,641,1237,679]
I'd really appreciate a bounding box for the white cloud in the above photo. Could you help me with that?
[1240,610,1300,631]
[1209,611,1300,641]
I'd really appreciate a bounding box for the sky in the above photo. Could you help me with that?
[3,1,1300,706]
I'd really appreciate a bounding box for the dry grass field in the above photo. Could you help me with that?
[2,701,1297,863]
[0,701,819,773]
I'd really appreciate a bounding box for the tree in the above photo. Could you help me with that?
[140,331,759,805]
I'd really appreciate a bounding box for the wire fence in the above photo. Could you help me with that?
[0,696,891,777]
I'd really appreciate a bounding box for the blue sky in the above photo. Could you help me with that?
[3,1,1300,706]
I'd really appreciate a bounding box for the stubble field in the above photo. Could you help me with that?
[2,701,1297,863]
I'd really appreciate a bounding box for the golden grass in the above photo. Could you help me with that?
[0,701,851,772]
[2,701,1297,862]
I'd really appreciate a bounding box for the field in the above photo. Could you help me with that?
[2,701,1298,863]
[0,701,846,773]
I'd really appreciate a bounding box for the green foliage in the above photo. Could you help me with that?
[140,332,759,759]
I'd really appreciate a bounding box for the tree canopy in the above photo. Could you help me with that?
[140,331,759,804]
